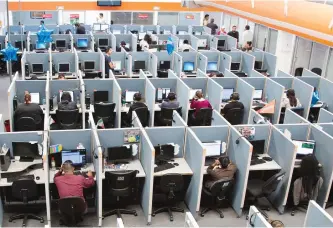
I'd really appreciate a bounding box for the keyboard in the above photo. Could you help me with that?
[74,171,96,178]
[154,163,175,173]
[7,174,35,183]
[250,158,266,166]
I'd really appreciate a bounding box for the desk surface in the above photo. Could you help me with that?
[249,155,281,171]
[102,159,146,178]
[252,100,267,109]
[0,159,43,174]
[312,102,323,108]
[154,158,193,177]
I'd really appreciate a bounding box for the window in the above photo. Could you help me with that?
[132,12,154,25]
[30,12,45,19]
[158,12,178,25]
[111,12,131,25]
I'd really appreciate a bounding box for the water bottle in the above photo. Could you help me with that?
[51,157,56,171]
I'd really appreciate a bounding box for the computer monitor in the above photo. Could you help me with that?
[61,150,86,167]
[198,39,207,48]
[160,61,171,70]
[154,144,174,160]
[222,88,234,101]
[255,61,263,70]
[98,38,108,47]
[134,61,146,71]
[178,31,186,35]
[203,141,221,157]
[293,140,315,157]
[138,32,146,40]
[36,42,46,49]
[156,88,171,101]
[107,146,132,163]
[189,89,202,99]
[195,31,201,35]
[207,61,218,71]
[183,62,194,72]
[32,63,44,74]
[56,40,66,49]
[113,30,121,34]
[15,41,25,49]
[101,24,109,31]
[58,63,70,73]
[93,24,101,31]
[113,61,122,71]
[231,62,240,71]
[30,93,40,104]
[249,140,265,156]
[84,61,95,71]
[94,91,109,103]
[60,91,74,102]
[12,142,40,161]
[253,89,263,100]
[125,91,139,103]
[218,40,225,47]
[77,38,88,48]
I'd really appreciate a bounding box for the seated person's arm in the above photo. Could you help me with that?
[281,98,288,108]
[190,100,197,109]
[82,171,95,188]
[54,168,63,182]
[208,101,212,109]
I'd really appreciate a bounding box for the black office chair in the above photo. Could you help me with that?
[183,49,189,52]
[15,117,37,131]
[193,108,213,126]
[94,103,116,128]
[224,108,244,125]
[246,171,285,218]
[133,107,149,127]
[311,68,322,76]
[200,178,234,218]
[159,107,182,126]
[9,179,44,226]
[295,67,303,76]
[103,170,138,219]
[152,174,184,221]
[58,197,86,226]
[56,109,79,129]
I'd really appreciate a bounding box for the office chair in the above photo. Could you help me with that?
[133,107,149,127]
[15,116,37,131]
[193,108,213,126]
[9,179,44,226]
[94,103,116,128]
[56,109,79,129]
[103,170,138,219]
[295,67,303,76]
[311,68,322,76]
[246,171,285,218]
[152,174,184,221]
[200,178,234,218]
[159,107,182,126]
[224,108,244,125]
[183,49,189,52]
[58,197,86,226]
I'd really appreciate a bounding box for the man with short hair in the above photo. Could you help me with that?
[75,23,86,34]
[96,13,106,23]
[227,25,239,42]
[242,25,253,45]
[207,19,218,35]
[104,46,115,77]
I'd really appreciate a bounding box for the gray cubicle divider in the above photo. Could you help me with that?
[51,34,71,49]
[172,111,187,127]
[149,53,157,77]
[110,33,117,51]
[43,130,51,227]
[153,52,174,76]
[228,126,252,217]
[195,34,211,50]
[276,70,293,77]
[178,52,198,72]
[149,78,177,95]
[52,52,77,73]
[242,77,266,90]
[111,25,125,34]
[128,25,142,33]
[210,36,220,50]
[79,72,87,129]
[176,25,190,34]
[318,123,333,140]
[250,70,265,78]
[275,123,311,141]
[159,25,173,34]
[266,78,284,124]
[83,79,113,103]
[302,68,320,77]
[264,52,277,76]
[199,51,218,69]
[318,109,333,123]
[20,50,27,79]
[207,78,223,111]
[9,34,27,50]
[131,52,151,73]
[0,115,3,132]
[309,125,333,208]
[293,78,314,119]
[315,77,333,113]
[173,52,182,76]
[196,68,207,78]
[268,126,296,214]
[270,77,293,89]
[24,25,40,33]
[197,52,207,73]
[145,78,156,127]
[182,78,208,98]
[126,53,132,76]
[227,51,241,67]
[237,78,255,124]
[25,52,50,75]
[242,52,255,76]
[93,34,113,49]
[132,111,143,128]
[59,24,74,34]
[184,128,205,217]
[298,76,320,89]
[212,110,230,126]
[109,52,127,75]
[131,34,138,52]
[7,25,23,34]
[78,52,102,72]
[143,25,158,34]
[304,200,333,227]
[73,34,93,50]
[115,34,132,51]
[184,212,199,228]
[249,109,267,124]
[50,79,81,103]
[192,25,204,35]
[227,35,237,49]
[113,79,122,128]
[235,125,271,153]
[7,74,17,132]
[15,80,47,104]
[247,206,272,228]
[117,78,146,98]
[284,108,310,124]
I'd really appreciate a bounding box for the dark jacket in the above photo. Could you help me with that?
[76,26,86,34]
[222,101,244,115]
[227,31,239,42]
[14,103,43,125]
[160,101,180,109]
[127,102,148,122]
[205,163,237,189]
[207,22,218,35]
[58,101,77,111]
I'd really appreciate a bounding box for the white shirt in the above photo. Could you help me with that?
[242,30,253,44]
[96,17,106,24]
[281,97,302,109]
[140,40,149,49]
[179,44,191,52]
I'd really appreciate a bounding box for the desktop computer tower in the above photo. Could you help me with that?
[0,149,11,171]
[13,96,18,111]
[52,64,56,76]
[49,96,54,111]
[51,43,56,51]
[85,94,91,110]
[25,64,29,76]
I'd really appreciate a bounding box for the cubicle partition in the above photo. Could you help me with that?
[78,52,102,73]
[196,52,207,73]
[178,52,198,73]
[194,34,211,51]
[182,77,207,99]
[24,25,40,33]
[293,78,314,119]
[306,77,333,114]
[28,34,51,51]
[266,78,284,124]
[206,78,223,111]
[318,108,333,123]
[142,25,158,34]
[130,52,151,74]
[250,51,277,76]
[145,78,156,126]
[152,52,173,76]
[249,70,265,78]
[6,25,23,34]
[173,52,182,76]
[270,77,293,89]
[276,70,293,77]
[51,34,72,51]
[302,68,320,77]
[10,34,27,51]
[247,206,272,228]
[110,25,126,34]
[236,77,255,123]
[127,25,142,33]
[115,34,133,51]
[249,109,267,124]
[59,25,74,34]
[175,25,190,35]
[284,109,310,124]
[159,25,173,35]
[23,52,50,78]
[93,34,113,51]
[52,52,77,75]
[304,200,333,227]
[191,25,205,35]
[220,52,232,75]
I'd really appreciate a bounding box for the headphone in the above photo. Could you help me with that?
[167,92,176,100]
[219,156,230,168]
[133,92,142,101]
[249,212,259,227]
[230,92,240,101]
[63,160,74,167]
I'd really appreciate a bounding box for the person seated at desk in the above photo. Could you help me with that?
[190,91,212,118]
[205,156,237,189]
[58,92,77,111]
[58,74,65,80]
[140,34,151,50]
[311,87,320,107]
[127,92,148,122]
[120,41,130,52]
[14,93,43,128]
[221,92,244,116]
[75,23,86,34]
[160,92,180,109]
[282,89,302,109]
[54,160,94,212]
[179,39,191,52]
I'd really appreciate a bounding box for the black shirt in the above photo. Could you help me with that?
[76,26,86,34]
[58,101,77,111]
[227,31,239,42]
[14,103,43,124]
[207,23,218,35]
[127,102,148,122]
[222,101,244,115]
[104,54,112,76]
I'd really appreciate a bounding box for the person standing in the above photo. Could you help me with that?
[96,13,106,23]
[242,25,253,45]
[75,23,86,34]
[104,47,115,77]
[203,14,209,26]
[207,19,218,35]
[227,25,239,42]
[217,26,227,35]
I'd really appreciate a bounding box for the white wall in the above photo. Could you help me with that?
[0,1,8,34]
[275,30,296,73]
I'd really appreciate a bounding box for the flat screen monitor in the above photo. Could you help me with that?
[164,30,171,35]
[113,30,121,34]
[58,63,70,73]
[113,61,122,71]
[255,61,263,70]
[36,42,46,49]
[253,89,263,100]
[154,144,174,160]
[60,91,74,102]
[222,88,234,101]
[32,63,44,74]
[84,61,95,71]
[15,41,25,49]
[156,88,171,101]
[77,38,88,48]
[195,31,202,35]
[293,140,315,157]
[198,39,207,48]
[207,61,218,71]
[125,91,139,103]
[56,40,66,49]
[189,89,202,99]
[134,61,146,71]
[218,40,225,47]
[249,140,265,156]
[93,24,101,31]
[12,142,40,160]
[183,62,194,72]
[101,24,109,31]
[203,141,221,157]
[231,62,240,71]
[107,146,132,163]
[94,90,109,103]
[178,31,186,35]
[98,38,108,47]
[61,150,86,167]
[160,61,171,70]
[138,32,146,40]
[30,93,40,104]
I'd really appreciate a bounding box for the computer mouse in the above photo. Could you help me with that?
[173,163,179,166]
[262,157,272,161]
[36,176,40,180]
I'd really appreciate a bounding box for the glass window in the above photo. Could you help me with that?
[132,12,154,25]
[111,12,132,25]
[158,12,178,25]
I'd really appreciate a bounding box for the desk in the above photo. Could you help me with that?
[54,73,77,79]
[154,158,193,176]
[43,104,95,115]
[131,71,153,78]
[252,100,267,110]
[102,159,146,179]
[249,155,281,171]
[0,159,43,174]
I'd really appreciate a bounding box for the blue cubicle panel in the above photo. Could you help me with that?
[83,79,113,104]
[127,25,142,33]
[131,52,151,72]
[52,34,71,49]
[318,109,333,123]
[191,125,229,146]
[93,34,113,49]
[249,70,265,78]
[242,77,266,90]
[73,34,93,50]
[266,78,284,124]
[178,52,198,72]
[207,78,223,111]
[317,78,333,113]
[270,77,293,89]
[242,52,255,76]
[249,110,266,124]
[97,128,141,151]
[153,52,174,72]
[52,52,77,73]
[284,109,310,124]
[175,76,190,122]
[293,78,314,119]
[172,111,187,127]
[264,52,277,76]
[24,25,40,33]
[50,79,81,102]
[6,25,23,34]
[182,78,208,98]
[10,34,28,51]
[302,68,320,77]
[173,52,182,76]
[304,200,333,227]
[176,25,190,34]
[145,79,156,126]
[212,110,230,126]
[159,25,173,34]
[299,76,320,90]
[236,78,255,124]
[78,52,102,72]
[276,70,293,77]
[275,124,310,141]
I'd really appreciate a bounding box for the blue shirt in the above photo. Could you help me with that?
[311,91,320,107]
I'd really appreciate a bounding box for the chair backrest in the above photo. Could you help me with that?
[133,107,149,127]
[159,174,184,196]
[210,178,234,198]
[311,68,322,76]
[105,170,138,197]
[16,117,37,131]
[291,107,304,117]
[262,171,285,196]
[94,103,115,118]
[195,108,213,126]
[56,109,79,129]
[295,67,303,76]
[224,108,244,125]
[58,196,86,217]
[12,179,38,203]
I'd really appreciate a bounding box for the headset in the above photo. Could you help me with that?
[249,212,259,227]
[133,92,142,101]
[219,156,230,169]
[230,92,240,101]
[167,92,176,100]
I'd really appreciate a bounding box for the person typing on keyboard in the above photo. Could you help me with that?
[205,156,237,189]
[54,160,95,212]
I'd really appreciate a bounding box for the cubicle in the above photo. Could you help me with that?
[191,26,205,35]
[249,50,277,77]
[200,50,223,74]
[227,51,255,76]
[142,25,158,34]
[115,34,135,52]
[9,34,27,52]
[78,52,103,74]
[318,108,333,123]
[177,52,198,75]
[127,25,142,34]
[51,52,77,77]
[175,25,190,35]
[59,24,74,34]
[194,34,212,51]
[22,52,50,79]
[130,52,152,76]
[304,200,333,227]
[176,34,196,50]
[6,25,23,34]
[93,34,114,51]
[159,25,173,35]
[110,25,126,34]
[151,52,174,77]
[276,70,293,77]
[211,35,237,51]
[247,206,272,227]
[27,34,50,52]
[72,34,93,51]
[51,34,72,52]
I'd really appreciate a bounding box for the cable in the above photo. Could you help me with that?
[249,212,260,227]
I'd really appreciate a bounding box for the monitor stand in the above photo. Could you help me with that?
[19,156,34,162]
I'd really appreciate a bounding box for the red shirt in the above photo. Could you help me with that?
[54,171,95,200]
[190,99,212,116]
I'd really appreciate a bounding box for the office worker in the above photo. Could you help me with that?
[179,39,191,52]
[311,87,320,106]
[217,26,227,35]
[54,161,94,211]
[227,25,239,42]
[96,13,106,23]
[14,93,43,126]
[65,29,71,35]
[242,25,253,45]
[221,92,244,116]
[140,34,151,49]
[127,92,148,122]
[58,92,77,111]
[282,89,302,109]
[207,18,218,35]
[75,23,86,34]
[205,156,237,189]
[242,41,253,52]
[40,20,44,27]
[203,14,209,26]
[160,92,180,109]
[190,90,212,118]
[121,41,130,52]
[104,46,115,77]
[58,74,66,80]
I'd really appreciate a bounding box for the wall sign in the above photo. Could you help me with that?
[138,14,149,19]
[186,14,194,20]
